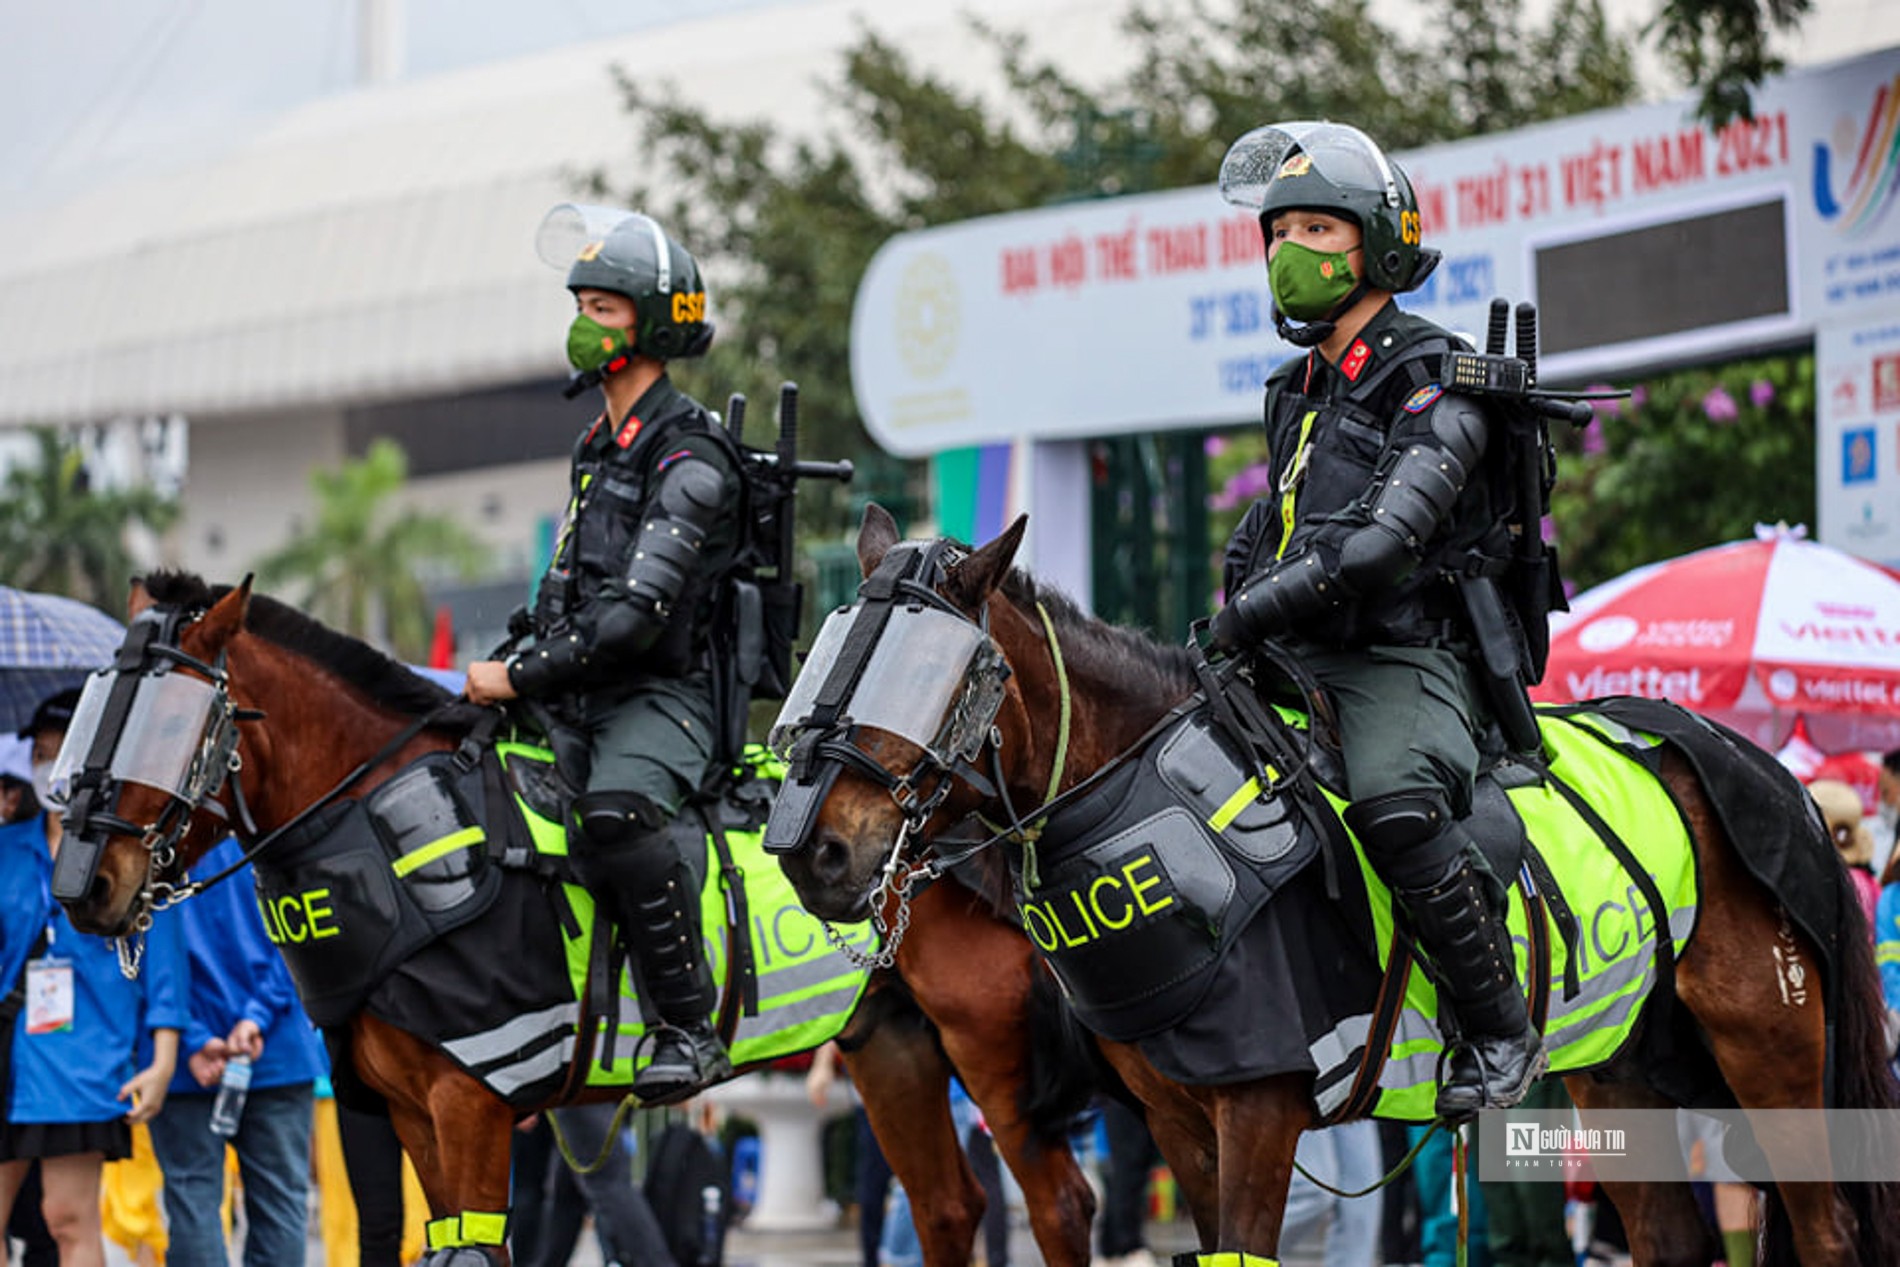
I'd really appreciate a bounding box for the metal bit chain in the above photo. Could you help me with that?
[822,819,926,971]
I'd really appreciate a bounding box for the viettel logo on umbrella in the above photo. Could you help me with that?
[1812,71,1900,237]
[1577,616,1639,653]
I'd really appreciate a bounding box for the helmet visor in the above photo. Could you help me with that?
[537,204,676,295]
[535,203,638,270]
[1218,121,1399,212]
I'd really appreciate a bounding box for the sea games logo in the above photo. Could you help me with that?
[1813,72,1900,237]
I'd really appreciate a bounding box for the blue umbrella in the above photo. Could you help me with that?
[0,586,125,736]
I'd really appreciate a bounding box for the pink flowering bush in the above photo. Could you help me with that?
[1548,353,1815,589]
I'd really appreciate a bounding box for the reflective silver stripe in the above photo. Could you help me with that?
[1570,713,1661,750]
[1308,1012,1371,1082]
[1546,906,1695,1040]
[441,1002,578,1068]
[754,954,865,999]
[1379,1043,1441,1095]
[484,1035,577,1099]
[1315,1068,1356,1117]
[733,984,864,1046]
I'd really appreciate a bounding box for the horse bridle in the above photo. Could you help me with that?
[50,605,255,968]
[762,539,1089,965]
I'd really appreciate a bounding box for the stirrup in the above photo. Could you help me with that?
[633,1023,732,1105]
[1435,1025,1547,1121]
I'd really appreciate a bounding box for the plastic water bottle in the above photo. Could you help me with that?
[697,1184,722,1266]
[208,1055,252,1137]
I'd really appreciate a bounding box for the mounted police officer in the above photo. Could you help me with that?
[1209,122,1546,1119]
[465,204,740,1105]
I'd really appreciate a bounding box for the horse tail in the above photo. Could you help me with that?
[1762,868,1900,1267]
[1020,958,1109,1149]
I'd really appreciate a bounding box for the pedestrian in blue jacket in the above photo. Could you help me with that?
[0,688,187,1267]
[144,834,326,1267]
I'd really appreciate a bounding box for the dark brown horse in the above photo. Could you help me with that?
[771,505,1900,1267]
[51,573,1095,1267]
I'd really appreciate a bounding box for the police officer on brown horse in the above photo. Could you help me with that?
[466,205,740,1104]
[1210,122,1546,1119]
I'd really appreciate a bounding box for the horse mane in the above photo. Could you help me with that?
[949,562,1202,918]
[992,564,1200,709]
[141,571,481,728]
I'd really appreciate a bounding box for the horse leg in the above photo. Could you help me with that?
[1565,1077,1717,1267]
[842,990,981,1267]
[1097,1042,1223,1250]
[1669,760,1857,1266]
[355,1015,518,1265]
[1210,1075,1309,1257]
[894,884,1096,1266]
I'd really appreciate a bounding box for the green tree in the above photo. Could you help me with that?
[1654,0,1811,124]
[252,439,488,660]
[0,427,178,607]
[1549,353,1816,590]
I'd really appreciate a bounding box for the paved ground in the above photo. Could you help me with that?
[85,1212,1327,1265]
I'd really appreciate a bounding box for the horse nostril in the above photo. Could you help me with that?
[812,836,851,886]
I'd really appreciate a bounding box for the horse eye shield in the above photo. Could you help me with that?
[52,668,228,805]
[762,602,1011,853]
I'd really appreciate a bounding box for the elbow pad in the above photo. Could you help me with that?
[1338,395,1488,590]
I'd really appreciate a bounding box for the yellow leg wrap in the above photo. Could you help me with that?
[424,1211,509,1250]
[1193,1254,1280,1267]
[424,1217,459,1251]
[459,1211,509,1247]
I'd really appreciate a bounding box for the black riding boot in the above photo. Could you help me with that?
[1346,792,1546,1121]
[575,794,733,1106]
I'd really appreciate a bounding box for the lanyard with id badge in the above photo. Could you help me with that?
[25,923,74,1036]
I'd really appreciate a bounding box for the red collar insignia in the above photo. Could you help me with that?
[615,415,643,449]
[1341,340,1371,382]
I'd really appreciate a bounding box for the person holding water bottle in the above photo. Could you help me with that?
[142,833,326,1267]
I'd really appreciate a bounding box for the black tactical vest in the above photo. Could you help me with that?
[533,378,739,684]
[1244,307,1511,648]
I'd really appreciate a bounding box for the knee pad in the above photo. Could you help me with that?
[1344,789,1452,854]
[573,790,666,850]
[1344,789,1470,887]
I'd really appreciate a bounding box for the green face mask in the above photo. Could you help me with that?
[1268,241,1359,321]
[566,315,634,373]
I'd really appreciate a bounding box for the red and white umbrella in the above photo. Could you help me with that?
[1532,524,1900,754]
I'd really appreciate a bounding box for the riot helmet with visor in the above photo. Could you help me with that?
[536,203,714,380]
[1220,122,1440,344]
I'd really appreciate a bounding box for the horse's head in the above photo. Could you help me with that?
[52,578,255,936]
[766,504,1038,921]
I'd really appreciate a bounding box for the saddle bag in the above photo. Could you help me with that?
[1024,707,1319,1041]
[252,751,505,1026]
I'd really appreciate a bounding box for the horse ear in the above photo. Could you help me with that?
[857,503,901,579]
[197,576,253,653]
[946,514,1028,608]
[126,576,153,621]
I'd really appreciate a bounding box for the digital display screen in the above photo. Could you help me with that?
[1534,199,1789,355]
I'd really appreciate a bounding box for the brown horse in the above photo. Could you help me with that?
[50,573,1096,1267]
[770,505,1900,1267]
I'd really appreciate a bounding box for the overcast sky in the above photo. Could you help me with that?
[3,0,1896,219]
[0,0,777,216]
